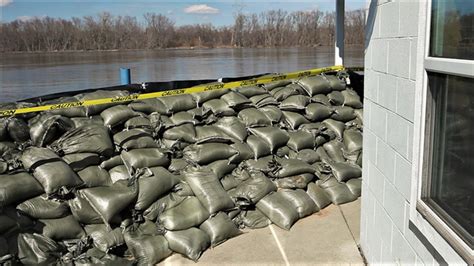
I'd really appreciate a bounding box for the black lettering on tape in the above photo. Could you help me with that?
[297,71,312,78]
[162,89,185,96]
[204,84,225,91]
[239,80,258,86]
[49,101,84,110]
[111,94,139,103]
[0,109,16,116]
[271,75,287,81]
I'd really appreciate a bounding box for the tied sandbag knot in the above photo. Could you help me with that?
[60,236,92,263]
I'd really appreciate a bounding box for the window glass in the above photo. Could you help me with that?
[429,0,474,60]
[424,72,474,248]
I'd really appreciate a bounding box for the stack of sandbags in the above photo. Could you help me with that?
[0,72,363,265]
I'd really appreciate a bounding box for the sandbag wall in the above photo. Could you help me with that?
[0,72,363,265]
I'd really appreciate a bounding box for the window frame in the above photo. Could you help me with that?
[410,0,474,263]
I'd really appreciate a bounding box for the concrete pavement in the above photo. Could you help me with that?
[159,198,363,265]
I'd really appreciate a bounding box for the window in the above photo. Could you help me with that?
[416,0,474,262]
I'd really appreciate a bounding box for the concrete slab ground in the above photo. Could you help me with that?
[159,198,363,265]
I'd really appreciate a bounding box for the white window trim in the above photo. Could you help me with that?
[410,0,474,264]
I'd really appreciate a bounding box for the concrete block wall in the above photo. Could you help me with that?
[360,0,438,264]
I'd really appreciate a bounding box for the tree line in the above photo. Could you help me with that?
[0,9,365,52]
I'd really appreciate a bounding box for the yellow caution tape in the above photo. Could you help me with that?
[0,65,345,117]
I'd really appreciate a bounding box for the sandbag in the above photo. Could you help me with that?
[354,108,363,121]
[273,158,315,178]
[35,215,85,240]
[163,123,196,143]
[69,193,104,224]
[311,94,331,106]
[342,89,363,108]
[238,108,272,127]
[206,160,237,179]
[28,113,74,147]
[221,91,251,108]
[234,85,267,97]
[306,182,332,209]
[157,94,196,114]
[327,91,344,105]
[79,181,137,225]
[173,182,194,197]
[270,86,300,101]
[124,233,172,265]
[281,111,310,130]
[322,119,345,139]
[50,125,114,157]
[263,80,292,90]
[228,142,254,164]
[0,172,43,207]
[17,233,61,265]
[135,167,180,211]
[113,129,157,151]
[279,95,310,111]
[202,99,235,116]
[6,118,30,142]
[280,189,318,218]
[78,166,113,188]
[249,93,279,107]
[184,168,234,214]
[62,153,101,172]
[298,75,331,96]
[0,215,17,234]
[194,125,233,144]
[326,75,346,91]
[168,158,191,173]
[125,116,152,130]
[200,212,241,247]
[183,143,237,165]
[274,173,314,189]
[256,192,299,230]
[259,105,283,124]
[129,98,167,114]
[169,111,199,127]
[76,90,129,116]
[343,128,363,153]
[248,126,289,152]
[158,197,210,231]
[327,161,362,182]
[71,116,104,128]
[234,209,271,229]
[121,148,170,173]
[73,247,134,266]
[230,173,277,209]
[17,195,69,219]
[0,119,8,141]
[101,105,139,128]
[243,156,279,173]
[305,103,333,122]
[220,174,243,191]
[287,131,315,151]
[214,116,248,142]
[323,140,346,162]
[21,147,83,195]
[84,224,124,253]
[165,228,210,261]
[109,165,130,183]
[143,192,186,221]
[43,96,87,117]
[288,149,320,164]
[318,177,357,205]
[246,135,272,159]
[331,106,356,122]
[346,178,362,197]
[192,89,229,105]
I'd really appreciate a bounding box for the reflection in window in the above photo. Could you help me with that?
[430,0,474,60]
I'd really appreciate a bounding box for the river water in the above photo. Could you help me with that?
[0,47,363,102]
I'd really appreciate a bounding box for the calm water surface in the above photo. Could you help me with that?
[0,47,363,102]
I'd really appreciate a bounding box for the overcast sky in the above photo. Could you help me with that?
[0,0,367,26]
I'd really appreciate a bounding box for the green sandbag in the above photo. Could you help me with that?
[263,80,292,90]
[346,178,362,197]
[17,195,69,219]
[229,142,254,164]
[243,155,279,173]
[99,155,122,170]
[200,212,241,247]
[17,233,61,265]
[28,113,74,147]
[50,125,114,157]
[0,172,43,207]
[331,106,356,122]
[194,125,233,144]
[202,99,235,116]
[273,158,315,178]
[78,166,113,188]
[0,119,8,141]
[163,123,196,143]
[297,75,331,96]
[62,153,101,172]
[143,192,186,221]
[184,168,234,214]
[71,116,104,128]
[168,158,191,173]
[234,209,271,229]
[354,108,363,121]
[43,96,86,117]
[229,173,276,208]
[158,197,210,231]
[121,148,170,173]
[76,90,129,116]
[281,111,310,130]
[129,98,167,114]
[234,85,268,97]
[183,143,237,165]
[101,105,139,128]
[256,191,299,230]
[69,192,104,224]
[220,174,243,191]
[326,75,346,91]
[157,94,196,114]
[35,215,85,240]
[80,181,137,226]
[135,167,180,211]
[323,140,346,162]
[288,149,320,164]
[249,93,279,108]
[165,228,210,261]
[276,146,290,157]
[287,131,315,151]
[238,108,272,127]
[259,105,283,124]
[342,89,363,108]
[306,182,332,209]
[327,161,362,182]
[214,116,248,142]
[6,118,30,142]
[206,160,237,179]
[280,95,310,111]
[191,89,229,105]
[73,247,134,266]
[246,135,272,159]
[311,94,331,106]
[124,233,172,265]
[274,173,315,189]
[125,116,152,130]
[169,111,198,127]
[343,128,363,153]
[85,224,125,253]
[109,165,130,183]
[327,91,344,105]
[305,103,333,122]
[221,91,251,108]
[322,119,345,139]
[0,215,17,234]
[270,86,300,101]
[173,182,194,197]
[316,146,332,163]
[280,189,318,218]
[248,126,289,152]
[135,219,161,236]
[318,177,357,205]
[113,129,157,151]
[21,147,83,195]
